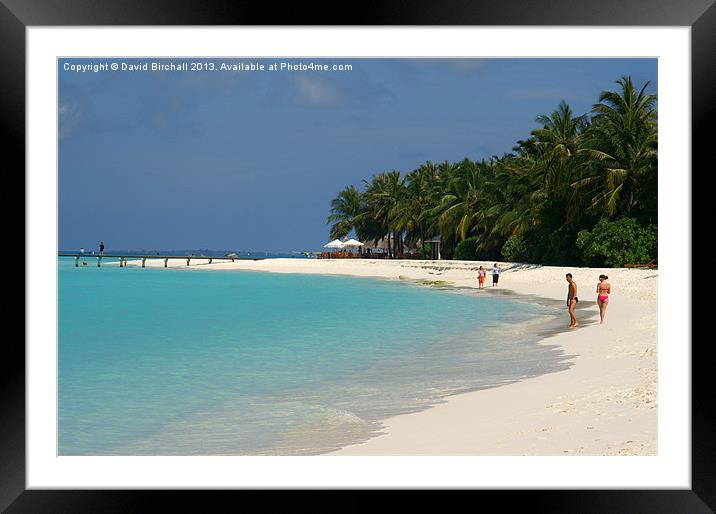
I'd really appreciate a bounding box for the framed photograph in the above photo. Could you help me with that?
[6,0,711,510]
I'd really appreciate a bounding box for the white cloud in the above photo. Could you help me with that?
[58,100,82,139]
[294,75,342,106]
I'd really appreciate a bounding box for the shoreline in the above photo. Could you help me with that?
[115,257,658,456]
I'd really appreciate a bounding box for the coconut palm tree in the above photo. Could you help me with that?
[579,76,658,220]
[434,159,487,242]
[487,152,545,242]
[531,100,591,227]
[364,171,405,257]
[326,185,366,240]
[396,163,439,258]
[326,75,657,265]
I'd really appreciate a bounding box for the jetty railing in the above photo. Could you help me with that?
[59,253,265,268]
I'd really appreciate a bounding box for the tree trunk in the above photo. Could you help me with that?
[387,231,392,259]
[420,225,426,259]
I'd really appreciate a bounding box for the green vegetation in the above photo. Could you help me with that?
[576,218,657,267]
[327,76,657,267]
[501,235,529,263]
[453,237,479,261]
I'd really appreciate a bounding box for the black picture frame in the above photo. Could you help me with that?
[4,0,710,510]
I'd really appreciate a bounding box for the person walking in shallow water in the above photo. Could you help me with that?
[596,274,611,324]
[566,273,578,328]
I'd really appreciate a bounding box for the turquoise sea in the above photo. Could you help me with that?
[58,257,569,455]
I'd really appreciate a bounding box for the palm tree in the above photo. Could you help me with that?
[533,101,588,189]
[435,159,487,243]
[364,171,405,257]
[579,76,658,220]
[326,74,658,265]
[532,100,590,226]
[396,163,439,258]
[487,152,545,242]
[326,185,366,240]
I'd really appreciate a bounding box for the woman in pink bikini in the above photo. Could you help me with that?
[596,274,611,324]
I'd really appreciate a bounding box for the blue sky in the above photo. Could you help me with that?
[59,58,657,253]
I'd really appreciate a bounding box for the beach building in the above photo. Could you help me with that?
[426,236,442,260]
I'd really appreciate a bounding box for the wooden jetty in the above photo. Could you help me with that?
[59,253,264,268]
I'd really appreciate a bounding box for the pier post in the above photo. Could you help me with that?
[186,258,190,266]
[97,256,102,267]
[142,258,146,268]
[75,256,79,267]
[164,258,168,268]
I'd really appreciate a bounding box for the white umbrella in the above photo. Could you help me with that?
[342,238,364,248]
[323,239,345,249]
[342,238,364,256]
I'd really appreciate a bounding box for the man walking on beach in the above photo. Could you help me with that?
[566,273,578,328]
[99,241,105,255]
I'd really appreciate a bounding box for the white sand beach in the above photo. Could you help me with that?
[121,257,658,456]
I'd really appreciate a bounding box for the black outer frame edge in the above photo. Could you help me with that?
[0,1,27,513]
[691,1,716,511]
[5,0,712,511]
[1,490,715,513]
[1,0,715,26]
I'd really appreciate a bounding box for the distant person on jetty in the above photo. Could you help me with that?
[492,263,500,286]
[79,247,84,254]
[99,241,105,255]
[566,273,578,328]
[596,274,611,324]
[477,266,487,288]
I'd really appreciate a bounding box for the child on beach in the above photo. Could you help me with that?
[596,274,611,324]
[566,273,578,328]
[477,266,486,288]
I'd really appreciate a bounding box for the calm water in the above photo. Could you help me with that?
[58,257,569,455]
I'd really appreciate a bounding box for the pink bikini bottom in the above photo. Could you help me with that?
[598,295,609,302]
